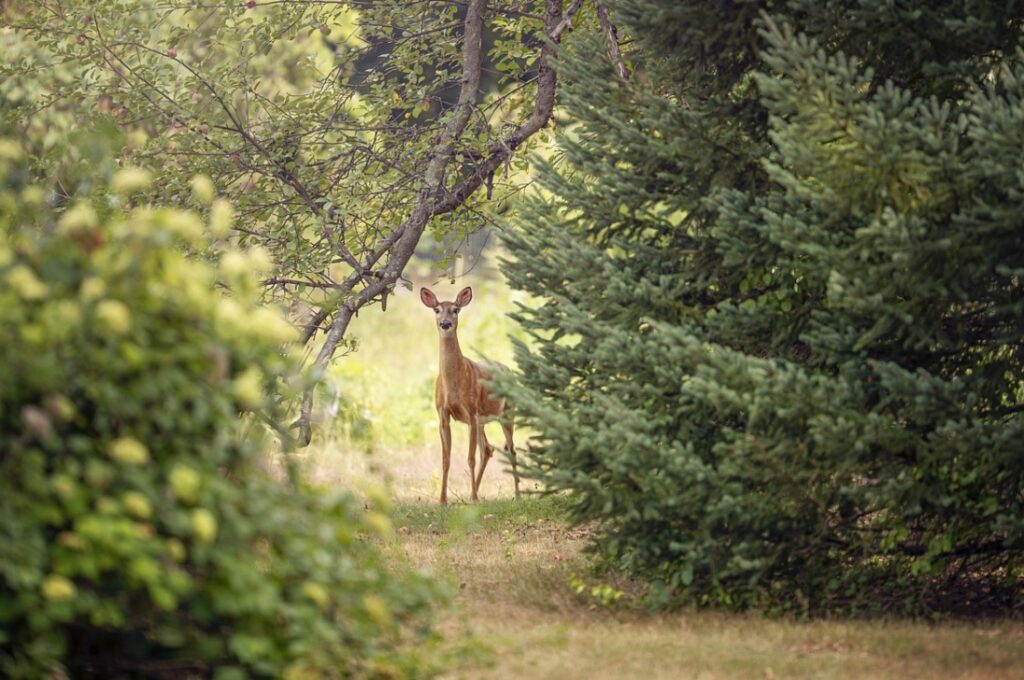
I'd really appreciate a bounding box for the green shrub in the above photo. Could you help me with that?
[0,140,443,677]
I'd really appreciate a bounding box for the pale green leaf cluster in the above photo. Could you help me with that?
[0,129,444,678]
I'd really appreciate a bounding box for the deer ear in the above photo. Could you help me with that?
[456,286,473,307]
[420,288,438,308]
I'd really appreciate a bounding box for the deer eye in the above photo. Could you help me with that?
[453,308,459,314]
[434,308,440,314]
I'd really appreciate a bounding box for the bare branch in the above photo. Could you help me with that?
[296,0,491,444]
[432,0,574,215]
[550,0,584,41]
[597,3,630,81]
[299,308,331,345]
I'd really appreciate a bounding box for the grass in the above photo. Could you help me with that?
[374,495,1024,680]
[392,494,571,533]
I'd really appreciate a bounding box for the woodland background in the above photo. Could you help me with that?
[2,0,1022,678]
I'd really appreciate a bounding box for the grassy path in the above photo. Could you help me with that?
[387,496,1024,680]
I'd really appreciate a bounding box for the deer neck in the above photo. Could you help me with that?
[438,333,467,389]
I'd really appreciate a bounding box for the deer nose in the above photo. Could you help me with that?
[439,320,452,330]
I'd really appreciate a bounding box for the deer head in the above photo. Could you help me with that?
[420,286,473,338]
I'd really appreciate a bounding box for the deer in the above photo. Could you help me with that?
[420,286,519,505]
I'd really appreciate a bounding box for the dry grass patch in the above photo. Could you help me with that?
[455,614,1024,680]
[383,497,1024,680]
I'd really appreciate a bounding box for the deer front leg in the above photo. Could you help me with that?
[468,416,479,501]
[439,410,452,505]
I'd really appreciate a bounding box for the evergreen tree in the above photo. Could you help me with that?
[500,0,1024,612]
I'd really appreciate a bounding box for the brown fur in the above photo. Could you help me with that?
[421,286,519,504]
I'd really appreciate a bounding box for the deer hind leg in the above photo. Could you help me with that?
[474,428,494,498]
[502,421,520,499]
[468,417,479,501]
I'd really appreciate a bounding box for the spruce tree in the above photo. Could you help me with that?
[500,0,1024,612]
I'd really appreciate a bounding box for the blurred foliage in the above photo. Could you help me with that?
[500,0,1024,615]
[0,128,445,678]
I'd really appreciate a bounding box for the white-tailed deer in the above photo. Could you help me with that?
[421,286,519,505]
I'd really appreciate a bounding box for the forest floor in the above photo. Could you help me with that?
[296,443,1024,679]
